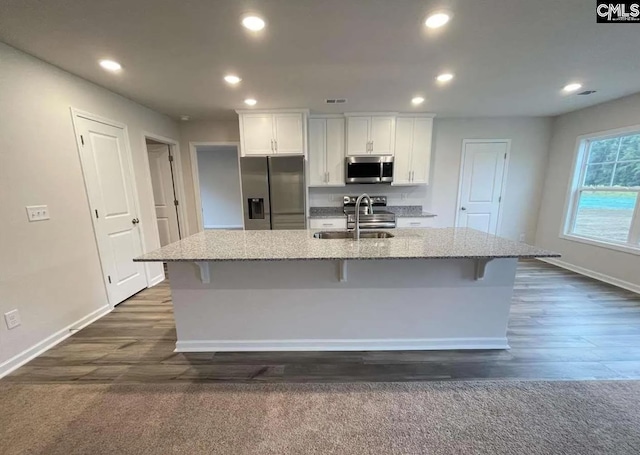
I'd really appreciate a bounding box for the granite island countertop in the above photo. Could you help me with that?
[135,228,559,262]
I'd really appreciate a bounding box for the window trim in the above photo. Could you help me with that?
[561,124,640,255]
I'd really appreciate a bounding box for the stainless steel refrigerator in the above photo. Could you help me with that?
[240,156,306,230]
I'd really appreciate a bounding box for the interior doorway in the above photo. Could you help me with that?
[189,142,244,230]
[455,139,510,235]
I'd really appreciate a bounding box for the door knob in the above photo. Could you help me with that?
[132,218,140,224]
[460,207,467,211]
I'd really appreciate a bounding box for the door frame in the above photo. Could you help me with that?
[454,139,511,236]
[189,141,243,231]
[141,132,189,240]
[69,107,149,308]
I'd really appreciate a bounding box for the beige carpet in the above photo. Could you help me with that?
[1,380,639,454]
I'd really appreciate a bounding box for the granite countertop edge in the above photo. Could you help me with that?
[135,253,560,263]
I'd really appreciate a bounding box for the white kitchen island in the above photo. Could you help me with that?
[135,228,558,352]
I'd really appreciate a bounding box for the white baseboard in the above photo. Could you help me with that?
[148,273,165,287]
[540,257,640,295]
[0,305,111,379]
[175,337,510,352]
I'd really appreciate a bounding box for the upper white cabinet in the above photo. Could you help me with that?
[237,110,308,156]
[345,114,396,156]
[309,116,345,186]
[393,116,434,185]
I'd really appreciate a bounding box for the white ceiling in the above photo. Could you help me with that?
[1,0,639,120]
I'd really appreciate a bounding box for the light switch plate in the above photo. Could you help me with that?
[4,310,21,330]
[26,205,50,222]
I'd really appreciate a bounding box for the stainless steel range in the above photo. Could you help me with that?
[343,195,396,229]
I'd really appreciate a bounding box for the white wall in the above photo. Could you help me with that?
[0,43,180,375]
[196,146,243,228]
[178,120,240,234]
[310,117,552,242]
[536,93,640,290]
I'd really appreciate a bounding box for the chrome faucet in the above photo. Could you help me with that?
[354,193,373,240]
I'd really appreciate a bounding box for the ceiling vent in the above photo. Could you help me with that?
[577,90,597,96]
[325,98,347,104]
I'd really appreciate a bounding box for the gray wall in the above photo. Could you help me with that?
[0,42,179,373]
[536,93,640,290]
[196,146,243,228]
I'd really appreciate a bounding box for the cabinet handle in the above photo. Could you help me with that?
[270,139,274,152]
[410,222,420,226]
[326,171,330,183]
[370,141,373,153]
[322,223,334,227]
[411,171,414,182]
[274,139,278,152]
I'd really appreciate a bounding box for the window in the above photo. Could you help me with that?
[565,130,640,251]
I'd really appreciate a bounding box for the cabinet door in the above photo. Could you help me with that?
[308,118,327,186]
[242,114,275,156]
[273,113,304,154]
[346,117,370,156]
[370,116,395,155]
[325,118,345,185]
[309,218,347,229]
[411,117,433,184]
[396,217,435,228]
[393,117,413,185]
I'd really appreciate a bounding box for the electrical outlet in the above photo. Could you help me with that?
[26,205,50,222]
[4,310,21,330]
[519,233,526,242]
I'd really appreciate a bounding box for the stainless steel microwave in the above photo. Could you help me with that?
[345,156,393,184]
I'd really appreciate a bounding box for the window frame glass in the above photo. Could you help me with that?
[562,126,640,254]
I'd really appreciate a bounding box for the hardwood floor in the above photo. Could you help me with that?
[4,260,640,383]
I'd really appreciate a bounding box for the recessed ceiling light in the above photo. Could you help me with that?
[242,15,266,31]
[411,96,425,105]
[180,115,191,121]
[224,75,242,85]
[425,12,451,29]
[244,98,257,106]
[436,73,454,83]
[99,59,122,72]
[563,83,582,93]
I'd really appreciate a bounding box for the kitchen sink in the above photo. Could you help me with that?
[313,230,394,239]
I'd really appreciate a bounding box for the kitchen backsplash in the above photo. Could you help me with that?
[309,184,430,208]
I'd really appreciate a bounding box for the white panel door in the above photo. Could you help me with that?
[76,116,147,305]
[325,117,345,185]
[273,113,304,154]
[411,117,433,184]
[147,144,180,246]
[242,114,274,155]
[393,117,413,184]
[370,116,395,155]
[456,141,508,235]
[308,118,326,186]
[346,117,370,155]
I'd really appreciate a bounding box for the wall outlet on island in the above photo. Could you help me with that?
[4,309,21,329]
[519,233,526,242]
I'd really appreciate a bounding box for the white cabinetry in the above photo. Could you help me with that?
[237,110,308,157]
[346,114,396,156]
[309,116,345,187]
[309,218,347,229]
[396,217,435,228]
[393,116,434,185]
